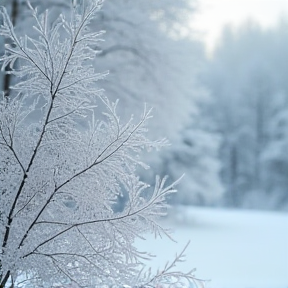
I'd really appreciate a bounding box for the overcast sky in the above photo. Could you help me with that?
[191,0,288,53]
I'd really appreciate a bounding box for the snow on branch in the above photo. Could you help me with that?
[0,1,203,287]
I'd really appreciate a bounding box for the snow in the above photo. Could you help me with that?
[136,206,288,288]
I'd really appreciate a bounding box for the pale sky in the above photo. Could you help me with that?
[191,0,288,53]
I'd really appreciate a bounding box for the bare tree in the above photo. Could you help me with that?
[0,1,202,287]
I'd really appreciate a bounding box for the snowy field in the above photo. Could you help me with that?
[136,206,288,288]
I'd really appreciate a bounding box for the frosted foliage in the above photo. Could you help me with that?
[0,1,202,288]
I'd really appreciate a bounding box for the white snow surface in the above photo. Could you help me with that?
[136,206,288,288]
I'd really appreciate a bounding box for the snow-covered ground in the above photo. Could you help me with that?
[136,206,288,288]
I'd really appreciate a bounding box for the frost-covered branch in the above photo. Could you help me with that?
[142,242,206,288]
[0,1,203,288]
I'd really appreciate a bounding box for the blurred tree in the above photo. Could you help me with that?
[94,1,225,207]
[95,0,204,141]
[202,20,288,210]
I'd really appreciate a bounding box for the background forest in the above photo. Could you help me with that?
[1,0,288,212]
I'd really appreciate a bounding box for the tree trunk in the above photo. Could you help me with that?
[3,0,18,97]
[0,270,10,288]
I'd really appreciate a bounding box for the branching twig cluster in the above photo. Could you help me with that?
[0,1,203,288]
